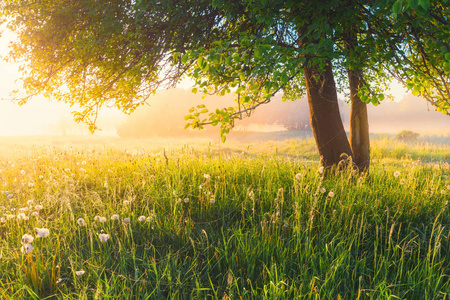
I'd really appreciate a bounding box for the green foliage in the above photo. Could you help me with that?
[1,0,449,138]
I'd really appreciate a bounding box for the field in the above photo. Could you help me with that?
[0,134,450,299]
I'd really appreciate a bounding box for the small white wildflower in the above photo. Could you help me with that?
[184,198,190,203]
[138,216,146,222]
[94,216,101,221]
[20,170,26,176]
[56,278,62,284]
[18,213,29,220]
[111,214,120,221]
[81,161,87,165]
[80,168,86,173]
[122,217,131,224]
[18,207,28,212]
[400,178,406,185]
[328,191,335,198]
[35,228,50,238]
[0,217,5,223]
[123,200,130,206]
[203,174,211,179]
[210,196,216,204]
[295,173,303,180]
[77,218,86,226]
[21,234,34,244]
[21,243,33,254]
[99,216,107,223]
[27,200,33,205]
[320,187,326,194]
[75,270,85,276]
[28,182,34,188]
[318,166,324,175]
[54,156,59,161]
[394,171,401,178]
[31,211,39,217]
[34,205,43,211]
[98,233,110,243]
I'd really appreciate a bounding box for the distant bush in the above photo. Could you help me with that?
[396,130,420,142]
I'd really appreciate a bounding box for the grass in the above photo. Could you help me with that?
[0,136,449,299]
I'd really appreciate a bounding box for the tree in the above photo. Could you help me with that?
[1,0,449,171]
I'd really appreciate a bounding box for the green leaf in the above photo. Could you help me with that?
[408,0,419,8]
[181,54,189,64]
[392,0,402,14]
[197,56,204,69]
[419,0,430,10]
[445,53,450,61]
[192,87,198,93]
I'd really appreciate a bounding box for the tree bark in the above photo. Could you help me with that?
[348,70,370,171]
[304,62,354,169]
[343,24,371,172]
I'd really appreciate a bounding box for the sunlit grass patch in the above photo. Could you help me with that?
[0,139,449,298]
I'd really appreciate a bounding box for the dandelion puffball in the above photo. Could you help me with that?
[35,228,50,238]
[111,214,120,221]
[295,173,303,180]
[394,171,401,178]
[328,191,335,198]
[77,218,86,226]
[122,217,131,224]
[98,233,110,243]
[138,216,146,222]
[21,243,33,254]
[21,234,34,244]
[75,270,85,276]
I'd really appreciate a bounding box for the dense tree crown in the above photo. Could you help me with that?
[1,0,449,138]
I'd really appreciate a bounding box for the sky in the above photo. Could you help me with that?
[0,25,441,137]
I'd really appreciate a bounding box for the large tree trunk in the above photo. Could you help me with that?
[343,26,371,172]
[304,62,354,169]
[348,70,370,171]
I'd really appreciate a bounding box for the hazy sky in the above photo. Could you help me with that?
[0,25,427,137]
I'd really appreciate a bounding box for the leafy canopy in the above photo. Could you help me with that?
[1,0,449,135]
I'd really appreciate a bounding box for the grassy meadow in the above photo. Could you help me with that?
[0,134,450,299]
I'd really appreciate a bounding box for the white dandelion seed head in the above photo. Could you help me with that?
[400,179,406,185]
[81,161,87,165]
[38,175,44,179]
[94,216,100,221]
[320,187,326,194]
[111,214,120,221]
[98,233,110,243]
[394,171,401,178]
[35,228,50,238]
[328,191,335,198]
[318,166,324,175]
[210,196,216,204]
[80,168,86,173]
[34,205,43,211]
[203,174,211,179]
[138,216,146,222]
[31,211,39,217]
[123,200,130,206]
[18,213,29,220]
[122,217,131,224]
[77,218,86,226]
[21,234,34,244]
[295,173,303,180]
[20,170,26,176]
[27,200,33,205]
[184,198,190,203]
[75,270,85,276]
[21,243,33,254]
